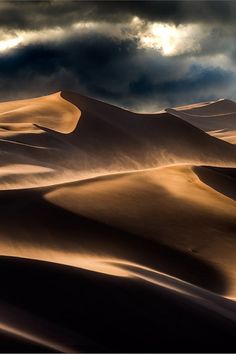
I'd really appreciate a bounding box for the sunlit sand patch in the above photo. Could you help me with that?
[0,163,192,191]
[0,323,69,353]
[0,122,42,133]
[0,138,50,149]
[211,129,236,144]
[0,245,130,277]
[0,92,81,133]
[147,165,236,210]
[0,164,53,177]
[45,164,236,219]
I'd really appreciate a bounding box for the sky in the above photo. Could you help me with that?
[0,0,236,111]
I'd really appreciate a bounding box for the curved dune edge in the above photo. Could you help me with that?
[0,322,73,353]
[0,292,90,352]
[0,91,81,134]
[0,250,131,278]
[1,254,236,316]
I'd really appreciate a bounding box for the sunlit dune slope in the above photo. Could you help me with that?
[166,99,236,143]
[0,91,80,133]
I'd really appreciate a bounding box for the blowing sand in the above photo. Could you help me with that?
[0,91,236,352]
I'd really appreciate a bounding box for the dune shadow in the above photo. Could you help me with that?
[194,166,236,201]
[0,329,53,353]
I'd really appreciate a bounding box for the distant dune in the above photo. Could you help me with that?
[0,91,236,352]
[166,98,236,144]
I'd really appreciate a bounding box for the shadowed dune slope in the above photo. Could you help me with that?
[194,166,236,201]
[60,91,236,170]
[0,256,236,353]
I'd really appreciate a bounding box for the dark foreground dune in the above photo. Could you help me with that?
[0,91,236,352]
[1,256,236,353]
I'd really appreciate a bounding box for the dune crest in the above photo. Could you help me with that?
[0,91,80,134]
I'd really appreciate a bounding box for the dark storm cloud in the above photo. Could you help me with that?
[0,34,137,100]
[81,1,236,25]
[129,65,236,107]
[0,31,234,111]
[0,1,235,110]
[0,1,236,31]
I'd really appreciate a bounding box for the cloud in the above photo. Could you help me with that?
[129,64,236,109]
[0,1,235,60]
[0,1,236,31]
[0,29,235,112]
[0,1,235,111]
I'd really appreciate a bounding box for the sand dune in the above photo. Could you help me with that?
[166,98,236,143]
[0,92,80,133]
[0,91,236,351]
[1,256,235,353]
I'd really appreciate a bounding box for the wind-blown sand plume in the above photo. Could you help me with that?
[166,98,236,143]
[1,91,236,351]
